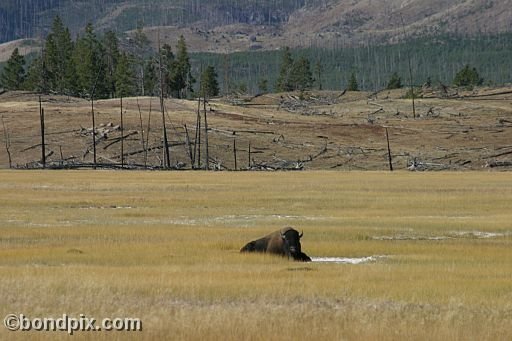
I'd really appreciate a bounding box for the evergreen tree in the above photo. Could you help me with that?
[160,43,175,97]
[289,56,314,91]
[200,65,219,98]
[173,35,194,98]
[45,16,76,95]
[386,72,403,89]
[103,30,121,98]
[115,53,136,98]
[73,23,108,98]
[143,57,158,97]
[347,72,359,91]
[24,56,46,92]
[453,64,483,87]
[258,78,268,93]
[276,47,293,92]
[0,48,25,90]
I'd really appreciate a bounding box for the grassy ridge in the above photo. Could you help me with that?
[0,171,511,340]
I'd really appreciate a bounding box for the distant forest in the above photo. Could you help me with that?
[0,0,310,43]
[2,31,512,95]
[193,33,512,93]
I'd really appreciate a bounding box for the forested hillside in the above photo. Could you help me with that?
[0,0,310,43]
[2,0,512,49]
[193,33,512,93]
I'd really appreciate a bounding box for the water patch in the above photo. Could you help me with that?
[372,231,510,241]
[311,256,386,264]
[450,231,510,239]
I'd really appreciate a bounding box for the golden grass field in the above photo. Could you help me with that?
[0,170,511,340]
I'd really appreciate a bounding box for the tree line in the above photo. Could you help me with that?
[0,17,222,100]
[0,17,491,97]
[193,32,511,94]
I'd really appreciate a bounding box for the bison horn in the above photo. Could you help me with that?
[299,231,303,238]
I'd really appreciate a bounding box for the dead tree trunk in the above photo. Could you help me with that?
[184,124,194,166]
[158,34,170,169]
[145,98,152,168]
[91,96,97,169]
[1,116,12,168]
[233,138,237,170]
[248,142,252,168]
[203,96,209,170]
[136,98,146,168]
[400,13,416,119]
[39,96,46,168]
[194,96,202,169]
[120,97,124,168]
[385,128,393,171]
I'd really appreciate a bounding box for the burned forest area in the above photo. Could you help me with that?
[1,86,511,172]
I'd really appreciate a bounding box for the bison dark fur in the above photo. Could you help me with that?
[240,227,312,262]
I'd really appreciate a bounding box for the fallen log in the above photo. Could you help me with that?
[103,131,139,150]
[486,160,512,168]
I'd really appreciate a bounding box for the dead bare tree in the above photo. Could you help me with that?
[145,98,153,168]
[1,116,12,168]
[385,127,393,171]
[400,13,416,119]
[203,97,209,170]
[157,33,171,169]
[38,96,46,168]
[136,98,147,168]
[194,95,202,169]
[120,96,124,168]
[233,138,237,171]
[183,124,194,166]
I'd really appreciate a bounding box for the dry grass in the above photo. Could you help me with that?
[0,170,511,340]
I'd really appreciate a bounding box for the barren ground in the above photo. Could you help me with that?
[0,87,511,171]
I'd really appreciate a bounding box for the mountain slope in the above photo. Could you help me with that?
[0,0,511,53]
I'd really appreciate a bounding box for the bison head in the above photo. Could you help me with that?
[280,228,304,259]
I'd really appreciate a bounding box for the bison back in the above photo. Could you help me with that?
[240,237,269,253]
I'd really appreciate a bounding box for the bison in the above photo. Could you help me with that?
[240,227,312,262]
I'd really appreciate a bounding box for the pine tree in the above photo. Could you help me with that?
[0,48,25,90]
[24,56,45,92]
[173,35,194,98]
[200,65,219,98]
[115,53,136,98]
[258,78,268,93]
[289,56,314,91]
[453,64,483,87]
[347,72,359,91]
[276,47,293,92]
[74,23,108,98]
[45,16,76,95]
[386,72,402,89]
[143,58,158,97]
[103,30,121,98]
[160,43,175,97]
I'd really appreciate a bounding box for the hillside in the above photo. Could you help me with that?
[1,0,511,53]
[1,87,511,171]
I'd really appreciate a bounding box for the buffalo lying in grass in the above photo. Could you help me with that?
[240,227,312,262]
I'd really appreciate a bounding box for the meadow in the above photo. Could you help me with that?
[0,170,511,340]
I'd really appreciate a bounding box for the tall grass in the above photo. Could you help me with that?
[0,171,511,340]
